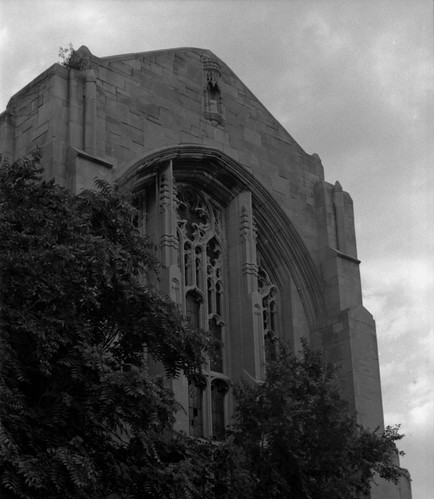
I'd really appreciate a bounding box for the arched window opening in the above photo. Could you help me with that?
[207,278,213,313]
[195,246,203,287]
[209,316,223,373]
[186,291,202,332]
[188,375,206,438]
[122,150,318,443]
[258,266,280,364]
[216,282,222,317]
[184,242,192,287]
[211,379,228,440]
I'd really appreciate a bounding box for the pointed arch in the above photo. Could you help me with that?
[117,144,325,327]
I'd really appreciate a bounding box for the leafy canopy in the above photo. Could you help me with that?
[0,150,408,498]
[0,150,234,498]
[232,340,408,499]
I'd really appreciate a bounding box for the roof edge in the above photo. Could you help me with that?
[77,45,217,63]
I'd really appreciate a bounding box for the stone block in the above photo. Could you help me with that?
[244,127,262,147]
[222,144,240,162]
[228,130,245,150]
[162,127,179,143]
[122,58,142,71]
[106,100,129,123]
[271,175,288,195]
[124,78,141,92]
[136,100,159,119]
[121,123,144,146]
[109,61,133,77]
[127,111,144,131]
[103,69,126,90]
[180,130,202,144]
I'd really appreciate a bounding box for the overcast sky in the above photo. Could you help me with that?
[1,1,433,497]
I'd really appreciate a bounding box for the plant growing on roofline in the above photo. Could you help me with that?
[58,43,88,70]
[58,43,75,67]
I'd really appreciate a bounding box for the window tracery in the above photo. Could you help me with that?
[177,185,228,438]
[188,375,206,438]
[258,265,280,363]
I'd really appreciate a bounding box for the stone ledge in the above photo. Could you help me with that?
[333,248,361,264]
[70,147,113,169]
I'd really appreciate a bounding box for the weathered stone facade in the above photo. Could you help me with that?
[0,46,411,498]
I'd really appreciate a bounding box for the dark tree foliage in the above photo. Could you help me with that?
[0,151,408,499]
[232,340,408,499]
[0,151,252,498]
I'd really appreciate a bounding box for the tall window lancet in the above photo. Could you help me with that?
[209,316,223,373]
[177,185,227,438]
[206,236,223,319]
[188,375,206,438]
[258,265,280,363]
[186,291,201,332]
[211,379,228,440]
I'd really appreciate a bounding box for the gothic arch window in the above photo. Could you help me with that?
[177,184,228,438]
[121,148,321,440]
[209,315,223,372]
[188,375,206,438]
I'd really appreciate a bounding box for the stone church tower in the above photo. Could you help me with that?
[0,46,411,498]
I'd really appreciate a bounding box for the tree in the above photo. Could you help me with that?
[0,150,407,499]
[0,150,247,498]
[232,340,408,499]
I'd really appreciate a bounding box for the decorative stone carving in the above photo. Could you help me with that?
[159,163,179,264]
[159,171,171,213]
[204,59,221,88]
[203,58,224,125]
[240,204,259,281]
[176,184,225,334]
[240,205,251,241]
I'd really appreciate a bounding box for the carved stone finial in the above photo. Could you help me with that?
[202,58,224,125]
[203,59,221,88]
[333,181,343,192]
[68,45,93,71]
